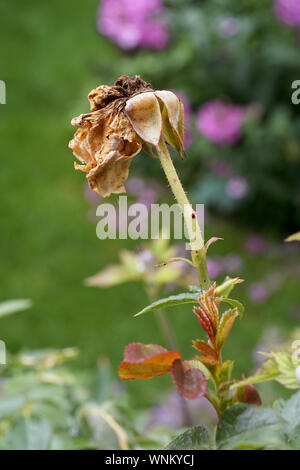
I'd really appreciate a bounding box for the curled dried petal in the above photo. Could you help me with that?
[88,85,125,112]
[125,92,162,146]
[155,90,181,131]
[69,110,142,197]
[155,90,185,156]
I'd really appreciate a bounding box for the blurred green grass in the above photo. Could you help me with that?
[0,0,299,406]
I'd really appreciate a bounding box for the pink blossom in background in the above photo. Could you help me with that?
[126,177,165,207]
[248,282,270,304]
[85,182,102,203]
[137,249,156,272]
[126,177,146,197]
[196,100,245,145]
[218,17,241,38]
[98,0,168,50]
[147,392,218,430]
[212,160,233,178]
[245,235,266,255]
[226,176,249,200]
[252,327,284,365]
[207,258,223,279]
[223,254,243,273]
[137,188,157,209]
[274,0,300,27]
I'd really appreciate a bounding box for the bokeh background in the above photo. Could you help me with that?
[1,0,300,407]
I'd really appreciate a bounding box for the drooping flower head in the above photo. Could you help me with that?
[196,100,245,146]
[69,75,185,197]
[274,0,300,28]
[98,0,169,50]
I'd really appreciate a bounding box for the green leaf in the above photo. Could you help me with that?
[165,426,210,450]
[215,277,243,298]
[0,396,26,419]
[0,299,32,318]
[134,293,199,317]
[219,297,244,317]
[280,391,300,443]
[216,404,286,450]
[6,417,51,450]
[232,351,299,390]
[216,309,239,350]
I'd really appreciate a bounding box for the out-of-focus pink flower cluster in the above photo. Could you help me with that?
[196,100,245,146]
[98,0,168,50]
[147,392,218,431]
[274,0,300,27]
[84,177,165,229]
[218,17,241,38]
[207,254,244,279]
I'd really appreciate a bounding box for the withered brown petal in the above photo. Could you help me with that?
[69,111,142,198]
[125,92,162,146]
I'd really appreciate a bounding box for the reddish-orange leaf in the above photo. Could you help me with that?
[118,343,181,379]
[192,340,218,360]
[198,284,220,331]
[193,306,216,346]
[124,343,167,362]
[171,359,207,400]
[196,356,219,376]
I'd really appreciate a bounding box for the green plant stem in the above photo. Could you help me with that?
[156,139,210,291]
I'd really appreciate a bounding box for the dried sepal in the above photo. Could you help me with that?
[118,343,181,379]
[155,91,181,129]
[171,359,207,400]
[125,92,162,146]
[155,90,185,158]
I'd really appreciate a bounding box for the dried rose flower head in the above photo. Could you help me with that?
[69,75,185,197]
